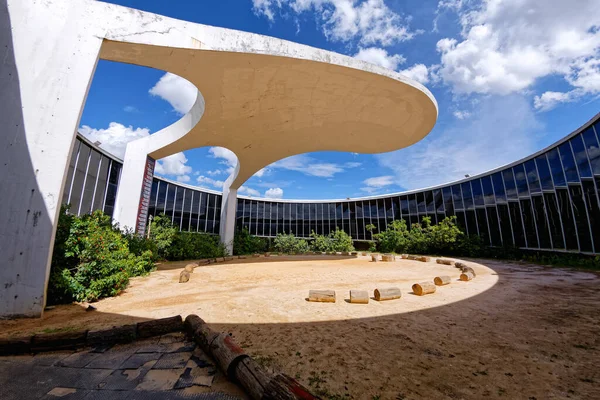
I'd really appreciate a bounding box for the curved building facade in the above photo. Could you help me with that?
[65,112,600,255]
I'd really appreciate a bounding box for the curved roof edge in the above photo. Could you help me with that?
[77,110,600,203]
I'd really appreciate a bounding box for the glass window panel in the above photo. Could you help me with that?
[455,211,467,233]
[509,202,526,248]
[198,192,208,232]
[481,176,495,205]
[476,208,489,244]
[513,164,529,197]
[571,135,592,178]
[486,207,501,246]
[417,193,426,213]
[471,179,484,207]
[535,154,553,191]
[520,199,538,248]
[257,202,264,236]
[70,144,90,215]
[93,156,110,212]
[532,196,551,249]
[265,203,272,236]
[434,190,444,213]
[559,142,579,183]
[173,186,184,229]
[582,127,600,175]
[425,191,435,213]
[556,188,578,250]
[356,201,364,239]
[290,203,297,235]
[408,195,418,215]
[570,185,593,252]
[452,185,464,210]
[147,179,158,219]
[327,203,336,235]
[547,148,567,187]
[191,191,201,232]
[400,196,410,216]
[62,140,80,204]
[155,181,167,216]
[303,203,311,237]
[491,172,506,202]
[465,209,477,236]
[442,187,454,216]
[311,203,318,236]
[524,159,541,194]
[206,194,216,234]
[103,162,121,217]
[497,204,513,246]
[543,192,564,249]
[461,182,474,209]
[587,179,600,251]
[80,150,101,214]
[392,197,400,220]
[165,184,176,221]
[502,169,518,199]
[385,198,394,220]
[377,199,386,232]
[181,189,192,231]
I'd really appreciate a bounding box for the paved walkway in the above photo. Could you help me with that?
[0,332,246,400]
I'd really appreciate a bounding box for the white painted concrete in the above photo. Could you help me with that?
[1,0,437,317]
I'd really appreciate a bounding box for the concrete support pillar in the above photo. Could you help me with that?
[219,186,238,255]
[0,1,102,317]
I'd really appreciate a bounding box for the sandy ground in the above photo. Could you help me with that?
[1,255,599,399]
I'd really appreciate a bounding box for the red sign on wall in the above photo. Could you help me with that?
[136,157,156,236]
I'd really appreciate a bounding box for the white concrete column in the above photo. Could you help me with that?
[0,1,102,317]
[219,186,238,255]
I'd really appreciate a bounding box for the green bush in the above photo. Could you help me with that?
[148,214,178,259]
[310,228,354,252]
[48,206,155,304]
[273,233,309,254]
[233,227,268,255]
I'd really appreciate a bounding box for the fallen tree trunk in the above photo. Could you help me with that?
[412,282,436,296]
[461,266,476,276]
[382,254,395,262]
[308,290,336,303]
[374,287,401,301]
[460,271,475,281]
[179,270,190,283]
[371,254,379,262]
[349,290,369,304]
[434,276,451,286]
[184,264,195,273]
[436,259,454,265]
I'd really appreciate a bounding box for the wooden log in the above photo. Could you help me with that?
[434,276,452,286]
[197,259,210,265]
[382,254,395,262]
[185,315,219,354]
[349,290,369,304]
[351,252,358,256]
[436,258,454,265]
[264,252,271,257]
[461,266,476,276]
[87,324,136,345]
[225,256,234,261]
[308,290,336,303]
[400,254,409,259]
[416,256,430,262]
[263,373,320,400]
[370,254,379,262]
[455,261,467,269]
[238,255,247,259]
[216,257,225,262]
[460,271,475,281]
[31,330,87,352]
[137,315,183,339]
[374,287,401,301]
[234,356,273,399]
[179,270,190,283]
[412,282,437,296]
[184,264,195,273]
[361,252,367,256]
[211,333,249,378]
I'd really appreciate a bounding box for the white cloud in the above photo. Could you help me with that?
[123,105,138,113]
[155,152,192,177]
[344,162,362,168]
[273,154,343,177]
[239,186,261,197]
[206,169,224,176]
[253,0,416,46]
[196,175,225,189]
[453,110,471,119]
[399,63,430,85]
[265,187,284,198]
[253,168,268,178]
[376,95,542,190]
[208,147,238,175]
[435,0,600,100]
[176,175,191,183]
[361,175,394,193]
[533,91,574,112]
[149,72,197,114]
[79,122,150,159]
[354,47,405,70]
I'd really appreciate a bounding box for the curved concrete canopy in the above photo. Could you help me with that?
[101,41,438,188]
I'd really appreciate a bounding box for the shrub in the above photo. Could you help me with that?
[310,228,354,252]
[149,214,178,260]
[233,227,268,255]
[274,233,309,254]
[168,232,227,260]
[48,206,155,304]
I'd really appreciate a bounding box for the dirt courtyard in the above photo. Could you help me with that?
[1,255,599,399]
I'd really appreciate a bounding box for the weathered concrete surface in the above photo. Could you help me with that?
[0,332,246,399]
[1,0,437,317]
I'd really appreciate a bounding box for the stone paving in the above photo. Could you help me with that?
[0,332,247,400]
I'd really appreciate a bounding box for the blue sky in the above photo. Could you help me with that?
[80,0,600,200]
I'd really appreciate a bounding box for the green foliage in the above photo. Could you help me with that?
[310,228,354,252]
[48,206,155,304]
[273,233,309,254]
[233,227,268,255]
[149,214,178,259]
[150,214,227,260]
